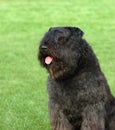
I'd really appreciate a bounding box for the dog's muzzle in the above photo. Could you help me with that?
[41,45,48,50]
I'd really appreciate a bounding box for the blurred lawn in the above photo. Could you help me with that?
[0,0,114,129]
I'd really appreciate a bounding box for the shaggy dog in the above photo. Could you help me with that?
[38,27,115,130]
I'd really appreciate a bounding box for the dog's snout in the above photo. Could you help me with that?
[41,45,48,50]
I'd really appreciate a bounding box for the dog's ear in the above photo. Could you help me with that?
[49,27,52,31]
[67,27,84,38]
[73,27,84,38]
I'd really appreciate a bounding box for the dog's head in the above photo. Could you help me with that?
[38,27,91,80]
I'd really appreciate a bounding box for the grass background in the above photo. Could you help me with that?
[0,0,114,130]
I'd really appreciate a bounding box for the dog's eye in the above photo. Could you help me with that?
[58,36,65,43]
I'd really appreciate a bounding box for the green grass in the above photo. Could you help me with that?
[0,0,114,129]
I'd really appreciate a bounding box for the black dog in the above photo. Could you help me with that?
[38,27,115,130]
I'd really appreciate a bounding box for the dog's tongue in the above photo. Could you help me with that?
[45,56,53,65]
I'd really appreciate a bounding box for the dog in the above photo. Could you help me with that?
[38,27,115,130]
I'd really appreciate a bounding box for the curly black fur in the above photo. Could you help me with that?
[38,27,115,130]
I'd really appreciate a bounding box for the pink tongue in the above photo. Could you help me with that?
[45,56,53,65]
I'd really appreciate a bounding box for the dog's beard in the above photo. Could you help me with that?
[39,50,79,80]
[48,61,69,79]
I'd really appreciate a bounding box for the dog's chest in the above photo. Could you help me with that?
[47,76,105,112]
[47,78,90,111]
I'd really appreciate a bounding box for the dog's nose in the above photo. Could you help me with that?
[41,45,48,50]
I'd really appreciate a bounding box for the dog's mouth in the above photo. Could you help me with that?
[39,52,76,80]
[45,56,53,65]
